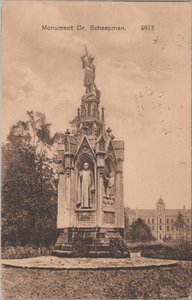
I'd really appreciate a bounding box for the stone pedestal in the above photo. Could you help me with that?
[54,226,125,257]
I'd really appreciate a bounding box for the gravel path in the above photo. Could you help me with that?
[2,261,191,299]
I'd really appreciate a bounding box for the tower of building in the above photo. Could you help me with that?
[156,196,166,240]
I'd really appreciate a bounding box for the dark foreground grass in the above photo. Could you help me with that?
[2,261,192,299]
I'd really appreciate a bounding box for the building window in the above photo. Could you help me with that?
[167,218,169,223]
[99,140,105,151]
[83,107,86,117]
[97,125,101,136]
[152,226,154,231]
[93,107,96,117]
[88,124,93,135]
[160,218,162,224]
[171,225,174,230]
[152,218,154,224]
[65,142,69,152]
[167,225,169,231]
[148,218,150,224]
[171,218,174,223]
[88,103,91,116]
[160,234,162,239]
[160,225,162,230]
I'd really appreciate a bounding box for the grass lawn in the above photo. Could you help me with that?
[1,261,191,299]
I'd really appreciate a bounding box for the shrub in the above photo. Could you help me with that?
[141,241,192,261]
[71,234,87,257]
[174,241,192,260]
[1,245,54,259]
[109,237,130,258]
[127,218,153,242]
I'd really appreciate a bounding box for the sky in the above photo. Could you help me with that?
[2,1,191,209]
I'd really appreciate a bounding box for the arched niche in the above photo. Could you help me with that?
[75,154,96,209]
[103,157,116,205]
[104,157,116,175]
[75,154,96,173]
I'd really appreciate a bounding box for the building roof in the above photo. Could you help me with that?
[95,134,107,144]
[137,209,156,217]
[127,208,191,218]
[165,209,191,217]
[112,140,124,149]
[65,135,76,145]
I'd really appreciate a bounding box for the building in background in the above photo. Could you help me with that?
[125,197,191,241]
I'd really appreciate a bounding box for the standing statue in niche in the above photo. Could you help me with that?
[81,44,101,99]
[77,162,95,209]
[103,172,115,205]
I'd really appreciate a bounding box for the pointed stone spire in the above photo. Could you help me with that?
[77,108,80,119]
[65,128,70,135]
[101,107,105,122]
[107,127,112,136]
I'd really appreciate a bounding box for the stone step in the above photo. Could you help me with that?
[86,245,109,251]
[52,249,110,258]
[87,251,110,258]
[55,244,72,251]
[52,250,72,257]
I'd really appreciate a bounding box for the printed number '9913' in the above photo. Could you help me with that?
[141,25,154,31]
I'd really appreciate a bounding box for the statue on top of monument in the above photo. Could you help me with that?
[81,44,101,99]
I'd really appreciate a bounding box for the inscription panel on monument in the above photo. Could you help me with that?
[103,205,115,212]
[103,211,115,225]
[75,210,95,227]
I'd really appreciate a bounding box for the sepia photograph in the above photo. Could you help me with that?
[1,1,191,299]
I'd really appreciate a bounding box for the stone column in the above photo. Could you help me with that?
[97,166,104,227]
[57,174,66,228]
[70,168,75,227]
[64,168,71,227]
[115,160,124,229]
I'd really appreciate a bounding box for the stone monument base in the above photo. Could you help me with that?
[1,256,178,270]
[53,227,128,258]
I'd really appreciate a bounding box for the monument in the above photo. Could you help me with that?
[54,48,125,256]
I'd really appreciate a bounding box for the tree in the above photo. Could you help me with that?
[127,218,153,242]
[2,111,58,246]
[175,212,186,241]
[69,116,79,137]
[124,209,129,239]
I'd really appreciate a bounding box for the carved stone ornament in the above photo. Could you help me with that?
[76,136,95,159]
